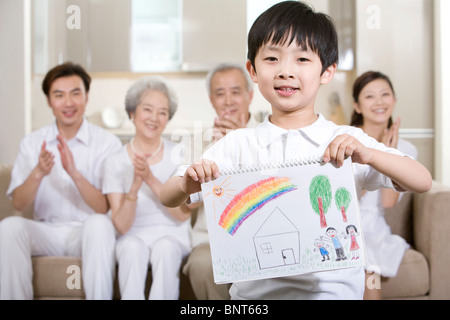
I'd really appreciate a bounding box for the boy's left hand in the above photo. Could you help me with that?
[323,134,373,167]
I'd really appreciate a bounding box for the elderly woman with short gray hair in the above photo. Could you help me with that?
[102,76,192,299]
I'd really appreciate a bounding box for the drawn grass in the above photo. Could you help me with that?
[213,243,362,283]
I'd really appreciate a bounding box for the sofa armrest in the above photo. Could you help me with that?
[413,180,450,299]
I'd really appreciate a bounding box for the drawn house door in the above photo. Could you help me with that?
[282,249,295,265]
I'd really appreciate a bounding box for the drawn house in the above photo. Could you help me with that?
[253,207,300,270]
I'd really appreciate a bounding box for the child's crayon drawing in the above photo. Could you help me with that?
[217,176,297,235]
[202,176,236,221]
[201,158,366,283]
[253,207,300,269]
[335,187,351,222]
[309,175,332,228]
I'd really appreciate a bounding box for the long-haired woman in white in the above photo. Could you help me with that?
[351,71,417,300]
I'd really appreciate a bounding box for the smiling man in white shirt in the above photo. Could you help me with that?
[0,62,122,300]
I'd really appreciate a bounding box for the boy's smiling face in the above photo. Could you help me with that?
[247,40,336,128]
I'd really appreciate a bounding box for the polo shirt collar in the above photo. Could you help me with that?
[299,114,336,147]
[75,118,90,145]
[46,118,90,145]
[256,114,331,148]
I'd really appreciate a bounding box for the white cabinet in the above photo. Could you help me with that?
[182,0,247,71]
[32,0,247,73]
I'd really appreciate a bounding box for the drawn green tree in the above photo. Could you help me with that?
[335,187,351,222]
[309,175,332,228]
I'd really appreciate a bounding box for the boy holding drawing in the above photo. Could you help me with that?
[160,1,431,299]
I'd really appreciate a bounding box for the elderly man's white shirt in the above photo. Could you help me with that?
[7,119,122,223]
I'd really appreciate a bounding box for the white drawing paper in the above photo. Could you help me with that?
[201,158,366,284]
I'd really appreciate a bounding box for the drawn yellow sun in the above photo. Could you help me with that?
[213,186,224,197]
[203,176,236,221]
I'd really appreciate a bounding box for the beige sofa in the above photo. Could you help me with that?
[382,181,450,299]
[1,163,450,299]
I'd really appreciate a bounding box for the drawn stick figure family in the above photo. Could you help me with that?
[316,225,360,262]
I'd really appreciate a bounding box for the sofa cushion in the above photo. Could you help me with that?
[0,165,33,221]
[384,192,413,244]
[32,256,196,300]
[0,165,15,221]
[381,249,429,299]
[32,256,85,299]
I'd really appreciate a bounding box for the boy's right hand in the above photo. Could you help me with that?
[183,159,220,195]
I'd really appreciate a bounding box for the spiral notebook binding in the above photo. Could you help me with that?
[220,155,323,175]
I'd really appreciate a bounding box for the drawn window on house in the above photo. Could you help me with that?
[260,243,273,254]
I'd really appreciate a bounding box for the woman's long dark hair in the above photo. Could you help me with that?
[350,71,395,128]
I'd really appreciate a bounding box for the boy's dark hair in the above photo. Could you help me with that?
[350,71,395,128]
[247,1,339,74]
[42,62,91,97]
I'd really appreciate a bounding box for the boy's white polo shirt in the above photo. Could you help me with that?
[177,114,406,299]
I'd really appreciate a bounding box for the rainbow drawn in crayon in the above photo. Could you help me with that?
[218,177,297,235]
